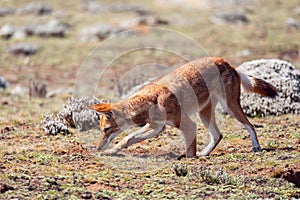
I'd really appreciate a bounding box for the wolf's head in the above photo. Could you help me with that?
[89,103,129,151]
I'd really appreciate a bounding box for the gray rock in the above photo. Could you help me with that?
[56,97,101,131]
[80,1,147,14]
[108,3,145,13]
[24,24,37,36]
[7,43,40,56]
[33,19,68,38]
[0,77,7,90]
[80,24,112,42]
[238,59,300,116]
[0,7,14,17]
[41,97,102,134]
[15,2,52,15]
[72,109,100,132]
[210,12,249,24]
[134,16,169,26]
[0,24,14,39]
[40,114,69,135]
[80,1,108,13]
[286,18,300,29]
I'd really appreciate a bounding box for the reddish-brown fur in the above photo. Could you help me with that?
[90,57,277,157]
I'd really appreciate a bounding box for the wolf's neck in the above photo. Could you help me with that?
[116,94,156,126]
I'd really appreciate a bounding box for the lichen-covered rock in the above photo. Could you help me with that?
[57,97,100,131]
[41,97,101,134]
[7,43,39,56]
[238,59,300,117]
[15,2,52,15]
[72,109,100,132]
[41,114,69,135]
[210,12,249,24]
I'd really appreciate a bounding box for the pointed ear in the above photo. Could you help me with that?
[88,103,112,113]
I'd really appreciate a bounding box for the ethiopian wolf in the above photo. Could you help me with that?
[89,57,277,158]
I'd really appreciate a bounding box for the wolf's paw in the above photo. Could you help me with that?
[252,146,262,152]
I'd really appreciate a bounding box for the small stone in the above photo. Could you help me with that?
[15,2,52,15]
[210,12,249,24]
[7,42,39,56]
[33,19,69,38]
[0,24,14,39]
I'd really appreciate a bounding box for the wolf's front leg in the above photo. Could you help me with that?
[103,123,165,155]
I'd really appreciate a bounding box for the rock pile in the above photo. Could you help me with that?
[41,97,101,134]
[238,59,300,117]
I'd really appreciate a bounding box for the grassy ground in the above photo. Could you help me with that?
[1,0,300,199]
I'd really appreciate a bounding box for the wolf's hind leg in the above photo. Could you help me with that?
[176,113,197,158]
[198,100,223,156]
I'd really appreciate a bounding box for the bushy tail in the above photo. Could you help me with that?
[237,71,278,98]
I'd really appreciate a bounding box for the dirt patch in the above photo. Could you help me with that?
[0,183,14,193]
[272,166,300,188]
[281,168,300,188]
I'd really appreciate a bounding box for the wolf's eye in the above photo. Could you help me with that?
[103,127,111,133]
